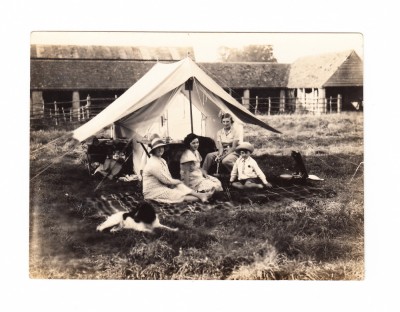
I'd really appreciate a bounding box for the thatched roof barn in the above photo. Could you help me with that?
[31,45,193,91]
[286,50,363,113]
[287,50,363,88]
[198,62,290,89]
[31,59,156,90]
[30,44,363,118]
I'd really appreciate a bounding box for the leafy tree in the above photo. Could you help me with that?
[218,45,277,62]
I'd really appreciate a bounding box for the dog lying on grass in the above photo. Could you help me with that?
[96,201,178,233]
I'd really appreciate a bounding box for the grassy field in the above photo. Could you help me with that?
[29,112,364,280]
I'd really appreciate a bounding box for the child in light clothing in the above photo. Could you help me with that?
[230,142,273,189]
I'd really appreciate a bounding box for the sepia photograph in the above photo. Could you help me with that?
[29,31,364,280]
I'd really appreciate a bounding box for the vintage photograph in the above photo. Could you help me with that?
[29,31,364,280]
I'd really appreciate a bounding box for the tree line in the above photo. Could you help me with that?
[217,45,277,62]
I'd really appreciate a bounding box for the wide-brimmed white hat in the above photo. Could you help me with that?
[235,142,254,153]
[149,138,167,153]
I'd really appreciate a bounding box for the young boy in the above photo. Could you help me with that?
[229,142,273,189]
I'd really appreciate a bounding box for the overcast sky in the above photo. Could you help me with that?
[30,31,363,63]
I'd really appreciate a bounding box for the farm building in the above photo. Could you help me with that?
[30,45,363,122]
[30,45,194,121]
[199,62,290,114]
[201,50,363,114]
[286,50,363,113]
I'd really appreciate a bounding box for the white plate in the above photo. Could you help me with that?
[307,174,324,181]
[280,174,293,180]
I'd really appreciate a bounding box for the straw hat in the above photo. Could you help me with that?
[149,138,167,153]
[235,142,254,153]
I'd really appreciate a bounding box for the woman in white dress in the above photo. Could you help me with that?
[180,133,223,193]
[142,138,214,204]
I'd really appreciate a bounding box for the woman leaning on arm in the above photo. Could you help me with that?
[180,133,223,193]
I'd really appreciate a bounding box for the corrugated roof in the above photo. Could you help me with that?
[287,50,363,88]
[198,62,290,88]
[31,44,194,61]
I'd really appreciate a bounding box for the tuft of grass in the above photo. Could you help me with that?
[246,112,363,156]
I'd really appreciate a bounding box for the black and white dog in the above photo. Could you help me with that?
[96,201,178,233]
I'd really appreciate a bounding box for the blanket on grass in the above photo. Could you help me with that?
[77,182,336,218]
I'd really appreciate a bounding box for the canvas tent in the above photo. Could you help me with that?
[72,57,281,174]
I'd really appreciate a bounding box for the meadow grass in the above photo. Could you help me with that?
[29,112,364,280]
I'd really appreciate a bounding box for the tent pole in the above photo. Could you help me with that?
[185,77,194,133]
[189,88,193,133]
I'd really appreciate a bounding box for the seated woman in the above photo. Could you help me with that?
[180,133,223,193]
[142,137,214,204]
[202,113,243,175]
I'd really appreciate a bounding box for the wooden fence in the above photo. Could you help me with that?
[30,96,115,127]
[30,95,352,128]
[239,95,345,115]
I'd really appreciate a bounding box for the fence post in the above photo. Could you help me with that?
[279,90,285,113]
[86,94,91,119]
[72,91,80,121]
[337,94,342,113]
[255,96,259,115]
[268,97,271,116]
[242,89,250,110]
[317,88,326,114]
[291,96,295,113]
[41,99,45,119]
[329,96,332,114]
[62,107,66,122]
[31,91,45,121]
[54,101,58,125]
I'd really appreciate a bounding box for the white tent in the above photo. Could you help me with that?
[72,57,281,173]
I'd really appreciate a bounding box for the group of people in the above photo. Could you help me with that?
[142,113,272,204]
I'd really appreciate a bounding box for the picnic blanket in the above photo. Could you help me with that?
[77,181,336,219]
